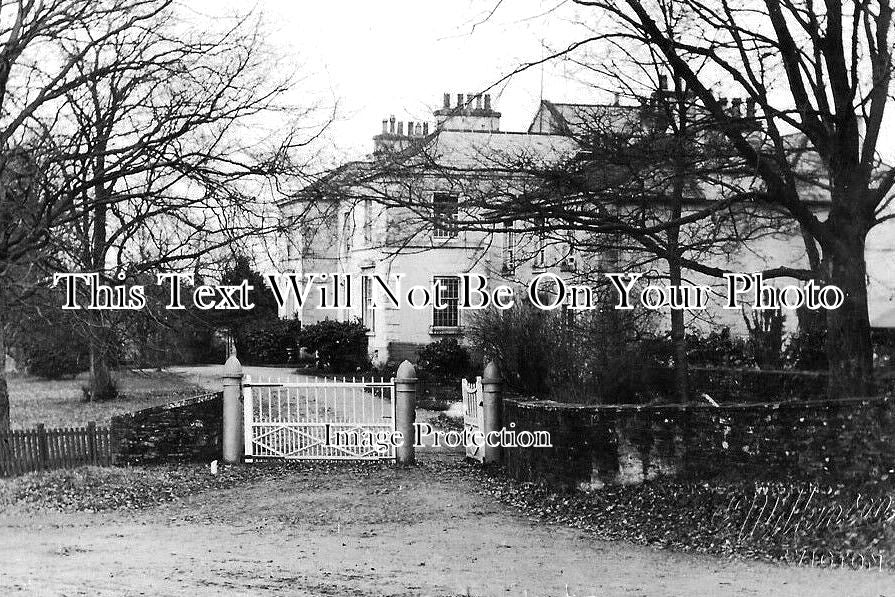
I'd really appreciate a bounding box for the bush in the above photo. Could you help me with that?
[81,377,119,402]
[297,319,369,373]
[416,338,472,380]
[235,318,302,365]
[468,301,660,404]
[685,327,753,368]
[21,319,90,379]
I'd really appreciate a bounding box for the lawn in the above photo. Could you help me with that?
[7,369,205,429]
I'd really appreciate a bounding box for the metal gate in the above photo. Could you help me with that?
[462,376,484,462]
[243,376,396,460]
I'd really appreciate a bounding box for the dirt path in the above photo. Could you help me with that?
[0,454,890,596]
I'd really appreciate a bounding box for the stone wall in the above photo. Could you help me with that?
[110,392,223,465]
[502,396,894,490]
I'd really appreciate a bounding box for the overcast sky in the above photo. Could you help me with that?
[189,1,602,164]
[190,1,894,166]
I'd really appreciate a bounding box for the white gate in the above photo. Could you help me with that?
[243,376,396,460]
[462,376,484,462]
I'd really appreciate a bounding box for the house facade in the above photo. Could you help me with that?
[279,91,895,365]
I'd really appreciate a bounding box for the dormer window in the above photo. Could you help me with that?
[433,192,458,239]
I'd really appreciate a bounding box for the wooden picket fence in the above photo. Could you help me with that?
[0,422,112,477]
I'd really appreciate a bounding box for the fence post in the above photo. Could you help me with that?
[482,361,503,465]
[222,355,244,464]
[87,421,97,465]
[36,423,48,470]
[395,360,417,465]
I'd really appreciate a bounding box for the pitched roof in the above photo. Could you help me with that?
[528,100,643,136]
[413,129,579,170]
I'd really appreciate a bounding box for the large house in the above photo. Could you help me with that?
[278,90,895,365]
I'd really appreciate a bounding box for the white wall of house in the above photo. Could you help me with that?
[278,92,895,363]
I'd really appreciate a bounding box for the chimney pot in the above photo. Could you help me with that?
[389,115,395,134]
[382,119,388,134]
[475,94,482,110]
[397,121,403,135]
[731,97,742,117]
[407,120,413,136]
[658,75,668,90]
[423,122,429,135]
[484,94,491,110]
[719,97,728,108]
[415,123,422,136]
[457,93,464,109]
[443,93,450,108]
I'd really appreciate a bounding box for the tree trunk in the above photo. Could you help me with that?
[85,305,117,403]
[823,220,874,398]
[87,315,116,401]
[668,255,689,402]
[0,307,11,463]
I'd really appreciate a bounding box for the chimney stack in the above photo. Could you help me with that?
[397,121,403,135]
[407,121,413,136]
[443,93,450,108]
[746,98,756,118]
[433,91,500,131]
[382,119,388,134]
[719,97,728,110]
[658,75,668,90]
[389,115,395,133]
[415,122,422,136]
[422,122,429,135]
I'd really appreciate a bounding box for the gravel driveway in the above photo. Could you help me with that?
[0,453,890,596]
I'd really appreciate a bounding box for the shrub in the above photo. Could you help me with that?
[235,318,302,365]
[416,338,472,380]
[297,319,369,373]
[468,301,660,404]
[637,327,754,370]
[784,328,828,370]
[686,327,753,368]
[81,376,119,402]
[744,309,785,369]
[21,320,90,379]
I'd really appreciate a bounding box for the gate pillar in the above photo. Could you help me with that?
[222,355,244,464]
[395,360,417,465]
[482,361,503,465]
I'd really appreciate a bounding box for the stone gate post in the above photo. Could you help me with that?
[395,360,417,465]
[482,361,503,465]
[222,354,244,464]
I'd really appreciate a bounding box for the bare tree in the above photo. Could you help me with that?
[0,0,328,430]
[0,0,180,433]
[528,0,894,397]
[48,7,321,400]
[332,0,893,398]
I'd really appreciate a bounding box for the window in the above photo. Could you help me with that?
[361,275,375,332]
[502,221,516,271]
[534,219,547,268]
[433,193,458,238]
[363,199,373,245]
[432,276,460,328]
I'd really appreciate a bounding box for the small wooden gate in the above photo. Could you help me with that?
[243,376,396,460]
[462,376,484,462]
